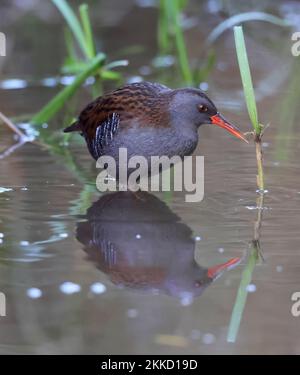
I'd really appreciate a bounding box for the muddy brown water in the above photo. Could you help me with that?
[0,0,300,354]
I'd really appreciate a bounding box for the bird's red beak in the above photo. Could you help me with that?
[210,113,248,143]
[207,257,241,279]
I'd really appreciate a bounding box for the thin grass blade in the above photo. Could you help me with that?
[234,26,260,134]
[169,0,193,85]
[227,246,259,343]
[79,4,96,59]
[158,0,170,54]
[52,0,88,58]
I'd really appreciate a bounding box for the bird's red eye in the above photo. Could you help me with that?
[198,104,208,112]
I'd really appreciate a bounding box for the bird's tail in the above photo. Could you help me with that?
[63,121,81,133]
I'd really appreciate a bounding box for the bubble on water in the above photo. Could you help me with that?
[40,77,58,87]
[90,282,106,295]
[246,284,256,293]
[202,333,215,345]
[199,82,209,91]
[276,265,283,273]
[60,282,81,295]
[127,309,139,318]
[256,189,269,194]
[245,205,270,211]
[152,55,175,68]
[18,123,39,139]
[135,234,142,239]
[85,76,95,86]
[218,247,224,253]
[0,79,28,90]
[0,187,13,193]
[194,236,202,241]
[0,233,4,238]
[20,241,29,246]
[126,76,143,84]
[42,123,48,129]
[180,292,194,306]
[27,288,42,299]
[60,76,75,86]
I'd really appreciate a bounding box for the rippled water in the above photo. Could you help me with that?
[0,0,300,354]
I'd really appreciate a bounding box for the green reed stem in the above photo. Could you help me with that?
[234,26,259,133]
[227,244,259,342]
[158,0,192,85]
[158,0,170,54]
[52,0,89,58]
[170,0,193,85]
[227,191,264,343]
[255,136,264,191]
[79,4,96,59]
[227,27,268,343]
[234,26,264,191]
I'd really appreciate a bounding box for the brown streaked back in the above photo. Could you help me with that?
[64,81,173,141]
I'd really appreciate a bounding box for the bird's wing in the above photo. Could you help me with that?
[85,112,120,159]
[64,95,121,159]
[63,82,172,158]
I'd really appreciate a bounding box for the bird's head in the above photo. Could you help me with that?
[169,88,248,143]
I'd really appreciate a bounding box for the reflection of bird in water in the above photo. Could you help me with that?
[76,192,240,300]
